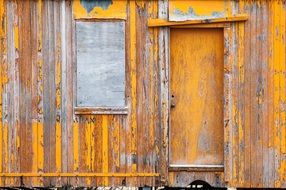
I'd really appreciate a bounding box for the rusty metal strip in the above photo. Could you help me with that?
[0,173,160,177]
[148,14,248,27]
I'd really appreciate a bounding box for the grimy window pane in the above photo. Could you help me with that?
[76,21,125,107]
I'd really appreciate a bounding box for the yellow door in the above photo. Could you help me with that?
[170,28,224,167]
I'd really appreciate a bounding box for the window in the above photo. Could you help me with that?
[75,21,126,112]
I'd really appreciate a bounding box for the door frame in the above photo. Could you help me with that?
[161,23,231,171]
[149,2,248,184]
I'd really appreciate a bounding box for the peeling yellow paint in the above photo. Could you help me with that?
[90,116,95,178]
[38,0,42,52]
[0,0,5,186]
[56,120,61,173]
[169,0,226,19]
[37,122,44,172]
[3,123,8,183]
[55,34,61,174]
[0,0,285,188]
[273,0,282,187]
[238,10,245,185]
[72,0,127,19]
[130,0,137,176]
[85,116,91,185]
[14,26,18,49]
[73,119,79,172]
[32,120,39,184]
[102,115,109,186]
[279,160,286,184]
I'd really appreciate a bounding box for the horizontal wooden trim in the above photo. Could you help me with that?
[74,18,127,21]
[0,173,160,177]
[75,106,128,115]
[169,164,224,172]
[148,14,248,27]
[171,23,230,29]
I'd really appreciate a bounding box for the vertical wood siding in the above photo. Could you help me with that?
[0,0,285,188]
[227,0,286,188]
[0,0,160,187]
[166,0,286,188]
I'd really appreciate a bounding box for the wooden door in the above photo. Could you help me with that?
[170,28,224,167]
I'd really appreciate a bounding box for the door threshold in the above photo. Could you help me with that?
[169,164,224,172]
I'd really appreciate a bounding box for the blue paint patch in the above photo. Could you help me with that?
[80,0,113,13]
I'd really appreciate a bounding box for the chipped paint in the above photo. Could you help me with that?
[169,0,226,21]
[0,0,285,188]
[80,0,113,12]
[73,0,126,19]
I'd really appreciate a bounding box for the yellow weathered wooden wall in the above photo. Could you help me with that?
[0,0,285,188]
[0,0,161,187]
[228,0,286,188]
[166,0,286,188]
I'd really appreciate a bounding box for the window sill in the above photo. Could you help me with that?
[74,106,128,115]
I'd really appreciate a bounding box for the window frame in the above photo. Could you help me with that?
[74,19,128,115]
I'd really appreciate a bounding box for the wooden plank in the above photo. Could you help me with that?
[255,2,263,187]
[148,14,248,27]
[85,115,92,186]
[0,0,7,186]
[147,0,159,186]
[273,0,281,187]
[37,0,44,186]
[237,0,246,187]
[108,116,121,186]
[249,1,258,187]
[0,0,5,185]
[93,115,102,186]
[30,0,39,186]
[278,0,285,187]
[260,1,270,188]
[18,0,33,186]
[243,1,251,187]
[78,116,87,186]
[6,0,20,186]
[158,0,169,185]
[59,0,68,185]
[102,115,109,185]
[126,0,137,186]
[0,172,160,177]
[281,0,286,187]
[223,25,232,184]
[73,116,79,186]
[53,0,62,186]
[148,0,160,186]
[119,115,127,186]
[89,115,95,186]
[267,1,275,187]
[135,1,150,186]
[64,0,75,186]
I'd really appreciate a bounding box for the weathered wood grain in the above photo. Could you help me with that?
[0,0,285,188]
[170,28,224,166]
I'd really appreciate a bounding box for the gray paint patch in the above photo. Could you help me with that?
[170,7,225,21]
[80,0,113,13]
[76,21,125,107]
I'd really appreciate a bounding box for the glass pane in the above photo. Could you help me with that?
[76,21,125,107]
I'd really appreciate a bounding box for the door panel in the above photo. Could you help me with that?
[170,28,224,166]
